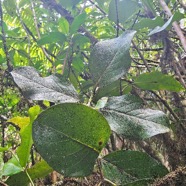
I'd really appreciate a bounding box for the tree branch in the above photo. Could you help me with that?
[0,0,13,71]
[159,0,186,52]
[40,0,98,44]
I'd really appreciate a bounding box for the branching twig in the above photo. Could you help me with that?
[150,90,180,121]
[30,0,54,64]
[159,0,186,52]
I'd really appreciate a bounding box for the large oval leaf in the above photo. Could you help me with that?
[102,150,168,185]
[11,66,79,103]
[89,30,136,88]
[100,94,170,140]
[33,103,111,177]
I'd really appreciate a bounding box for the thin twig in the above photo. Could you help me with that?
[114,0,119,37]
[0,1,13,71]
[159,0,186,52]
[150,90,180,121]
[30,0,54,64]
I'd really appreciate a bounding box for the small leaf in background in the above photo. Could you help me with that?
[70,13,87,34]
[37,32,66,46]
[141,0,156,17]
[58,0,81,8]
[102,150,168,185]
[108,0,140,24]
[16,120,33,167]
[95,97,108,109]
[7,116,30,130]
[6,160,53,186]
[58,17,69,34]
[72,34,90,49]
[100,94,170,140]
[33,103,110,177]
[93,80,132,102]
[8,106,41,167]
[2,156,23,176]
[148,12,184,36]
[89,30,136,88]
[11,66,79,103]
[28,105,41,123]
[134,71,184,92]
[0,146,10,152]
[3,0,17,17]
[133,16,164,31]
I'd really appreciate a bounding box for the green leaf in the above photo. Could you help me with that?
[11,66,79,103]
[0,146,10,152]
[134,71,184,92]
[93,80,132,102]
[16,121,32,167]
[3,156,23,176]
[28,160,53,180]
[133,17,164,30]
[72,34,90,48]
[89,30,136,88]
[58,17,69,34]
[108,0,140,24]
[7,117,30,130]
[37,32,66,46]
[15,106,41,167]
[6,160,53,186]
[102,150,168,185]
[70,13,87,34]
[100,94,170,140]
[3,0,17,17]
[148,12,184,36]
[148,15,174,36]
[141,0,156,17]
[33,103,110,177]
[58,0,81,8]
[28,105,41,123]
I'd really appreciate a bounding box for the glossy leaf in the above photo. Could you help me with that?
[89,30,136,88]
[109,0,140,24]
[134,71,184,92]
[70,13,87,34]
[33,103,111,177]
[37,32,66,46]
[100,94,170,140]
[11,66,79,103]
[102,150,168,185]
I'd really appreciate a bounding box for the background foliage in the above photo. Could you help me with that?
[0,0,186,185]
